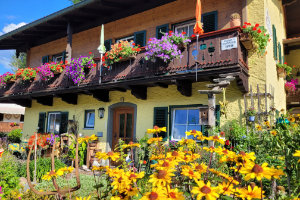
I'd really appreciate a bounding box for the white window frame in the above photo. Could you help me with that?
[85,110,95,128]
[170,106,207,141]
[52,55,63,63]
[115,35,134,43]
[47,112,61,134]
[174,20,196,37]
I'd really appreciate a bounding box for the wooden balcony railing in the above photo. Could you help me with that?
[0,122,23,133]
[287,85,300,108]
[0,27,249,106]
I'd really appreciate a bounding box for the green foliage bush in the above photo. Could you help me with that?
[8,129,22,143]
[0,132,7,138]
[19,157,66,182]
[0,152,21,198]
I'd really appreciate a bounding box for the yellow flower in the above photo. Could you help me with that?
[89,134,98,141]
[92,166,107,171]
[270,130,277,136]
[166,151,185,161]
[167,187,185,200]
[240,162,272,181]
[122,141,141,149]
[96,151,120,161]
[237,186,264,200]
[178,138,196,146]
[147,126,166,134]
[206,135,225,145]
[147,137,163,144]
[235,151,256,166]
[288,116,295,123]
[151,160,176,170]
[218,182,234,196]
[186,129,203,138]
[191,163,208,174]
[191,180,220,200]
[293,150,300,163]
[141,188,167,200]
[203,146,216,153]
[127,171,145,182]
[110,196,121,200]
[255,124,262,131]
[78,137,88,144]
[181,165,201,180]
[264,121,270,128]
[42,170,62,181]
[182,153,201,163]
[149,169,175,187]
[269,167,284,179]
[75,196,91,200]
[57,166,74,175]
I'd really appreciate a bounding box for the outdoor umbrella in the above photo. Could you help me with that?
[98,24,106,84]
[193,0,204,81]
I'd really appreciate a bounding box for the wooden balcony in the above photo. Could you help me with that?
[0,27,249,107]
[0,122,23,133]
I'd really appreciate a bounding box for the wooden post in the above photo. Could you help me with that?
[66,22,73,63]
[34,132,37,183]
[257,85,261,123]
[208,93,216,127]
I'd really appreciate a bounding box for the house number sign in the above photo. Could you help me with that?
[221,37,237,50]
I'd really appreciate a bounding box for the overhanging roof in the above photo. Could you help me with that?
[0,0,175,51]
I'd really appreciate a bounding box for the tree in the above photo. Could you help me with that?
[9,52,27,72]
[69,0,83,4]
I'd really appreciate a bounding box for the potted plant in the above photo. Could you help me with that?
[0,72,16,87]
[103,41,141,67]
[47,61,67,75]
[245,107,256,122]
[65,54,96,84]
[145,31,190,63]
[15,67,37,82]
[36,64,54,81]
[241,22,270,55]
[276,62,292,78]
[230,13,241,27]
[285,79,298,94]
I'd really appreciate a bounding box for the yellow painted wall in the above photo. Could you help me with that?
[285,46,300,78]
[24,81,245,151]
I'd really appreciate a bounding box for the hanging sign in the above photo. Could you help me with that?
[221,37,237,50]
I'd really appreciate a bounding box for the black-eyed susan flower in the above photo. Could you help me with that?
[191,180,220,200]
[149,169,175,187]
[270,130,277,136]
[240,162,272,181]
[167,187,185,200]
[147,137,163,144]
[255,124,262,131]
[203,146,216,153]
[269,167,284,179]
[147,126,166,134]
[140,188,167,200]
[122,141,141,149]
[181,165,201,180]
[42,170,63,181]
[235,151,256,166]
[191,163,208,174]
[218,182,234,196]
[237,185,264,200]
[293,150,300,162]
[186,129,202,138]
[206,135,225,145]
[75,196,91,200]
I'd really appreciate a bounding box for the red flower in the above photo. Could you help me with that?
[255,23,259,27]
[220,131,225,137]
[225,140,230,146]
[252,27,257,31]
[89,52,92,54]
[93,63,97,67]
[257,29,262,33]
[182,31,187,35]
[247,23,251,26]
[284,62,287,64]
[191,34,196,38]
[169,30,173,34]
[148,38,152,41]
[143,160,147,164]
[119,47,123,51]
[242,25,247,29]
[119,57,122,59]
[244,22,248,25]
[132,43,135,46]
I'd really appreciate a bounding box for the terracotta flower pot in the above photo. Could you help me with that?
[277,67,286,78]
[240,33,254,50]
[230,18,241,27]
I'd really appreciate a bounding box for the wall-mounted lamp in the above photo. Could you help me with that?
[98,107,105,119]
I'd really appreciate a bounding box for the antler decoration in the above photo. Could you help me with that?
[26,129,81,196]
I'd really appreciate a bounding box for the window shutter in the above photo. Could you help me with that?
[202,11,218,32]
[272,25,277,60]
[42,55,49,64]
[0,113,3,121]
[134,30,146,47]
[104,39,112,51]
[62,51,66,62]
[153,107,168,141]
[215,105,221,127]
[20,115,24,122]
[156,24,169,39]
[38,112,46,133]
[59,112,69,134]
[278,43,282,64]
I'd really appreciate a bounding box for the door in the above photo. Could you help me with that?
[112,107,134,151]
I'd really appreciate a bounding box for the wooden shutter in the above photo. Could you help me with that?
[272,25,277,60]
[42,55,49,64]
[62,51,66,62]
[278,43,282,64]
[59,112,69,134]
[0,113,3,121]
[202,11,218,32]
[134,30,146,47]
[215,105,221,127]
[156,24,169,39]
[153,107,168,141]
[38,112,46,133]
[104,39,112,51]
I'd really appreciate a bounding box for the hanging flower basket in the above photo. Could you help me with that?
[240,32,254,50]
[277,67,286,78]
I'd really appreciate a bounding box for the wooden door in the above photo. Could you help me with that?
[112,107,134,151]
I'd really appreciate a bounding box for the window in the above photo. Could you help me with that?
[47,112,62,134]
[52,52,66,63]
[174,20,195,37]
[156,24,169,39]
[115,35,134,43]
[85,110,95,128]
[171,107,207,141]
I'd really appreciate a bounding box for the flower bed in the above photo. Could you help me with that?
[145,31,191,63]
[103,40,141,67]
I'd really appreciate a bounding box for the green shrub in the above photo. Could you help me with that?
[0,132,7,138]
[0,152,21,198]
[7,129,22,143]
[19,157,66,182]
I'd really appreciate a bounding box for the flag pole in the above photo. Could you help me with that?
[196,34,199,82]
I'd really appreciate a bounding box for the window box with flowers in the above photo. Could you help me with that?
[145,31,191,63]
[276,62,292,78]
[0,72,16,87]
[241,22,270,55]
[47,61,67,74]
[65,53,97,85]
[285,79,298,94]
[15,68,37,82]
[103,40,141,67]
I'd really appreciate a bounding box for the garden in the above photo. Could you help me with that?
[0,110,299,200]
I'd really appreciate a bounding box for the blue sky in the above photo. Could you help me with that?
[0,0,73,74]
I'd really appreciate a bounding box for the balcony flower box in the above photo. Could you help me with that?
[240,32,254,50]
[276,62,292,78]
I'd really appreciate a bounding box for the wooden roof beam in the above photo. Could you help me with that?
[176,80,192,97]
[57,93,78,105]
[90,89,110,102]
[34,96,53,106]
[11,98,32,108]
[130,85,147,100]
